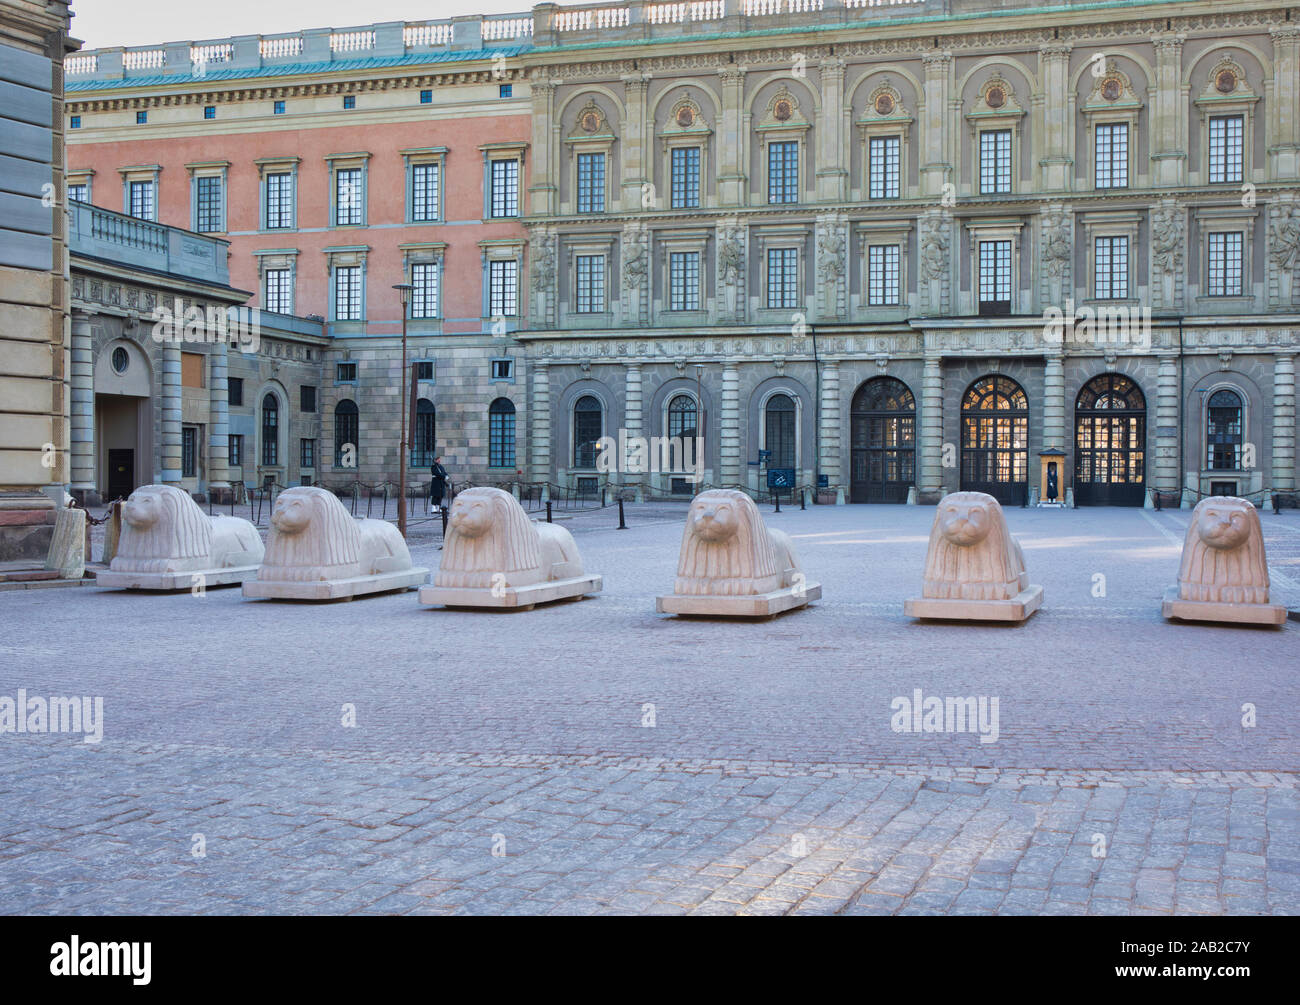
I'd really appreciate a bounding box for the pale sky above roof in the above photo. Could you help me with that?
[70,0,571,49]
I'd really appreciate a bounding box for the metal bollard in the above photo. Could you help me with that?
[618,497,627,530]
[800,490,806,511]
[546,500,553,523]
[774,491,781,513]
[441,505,449,536]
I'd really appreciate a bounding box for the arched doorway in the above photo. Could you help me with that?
[412,399,436,467]
[850,377,915,503]
[961,375,1028,506]
[1074,374,1146,506]
[764,393,797,470]
[573,395,603,469]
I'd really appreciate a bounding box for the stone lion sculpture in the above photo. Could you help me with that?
[434,487,585,589]
[111,484,262,574]
[920,491,1029,602]
[257,486,413,583]
[673,489,803,597]
[1175,496,1271,605]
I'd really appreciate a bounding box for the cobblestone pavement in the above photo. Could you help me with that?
[4,504,1298,915]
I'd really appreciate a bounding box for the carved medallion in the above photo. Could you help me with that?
[874,93,894,116]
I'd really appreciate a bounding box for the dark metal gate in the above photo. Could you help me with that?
[851,377,916,503]
[1074,373,1146,507]
[960,375,1029,506]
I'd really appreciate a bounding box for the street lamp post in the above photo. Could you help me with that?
[392,283,414,538]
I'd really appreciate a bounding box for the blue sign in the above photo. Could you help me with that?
[768,467,795,490]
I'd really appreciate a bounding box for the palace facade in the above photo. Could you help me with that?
[59,0,1300,507]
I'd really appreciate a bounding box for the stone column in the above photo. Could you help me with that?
[1154,354,1180,496]
[531,361,551,494]
[624,363,643,501]
[920,355,945,498]
[161,343,182,485]
[1150,34,1187,188]
[1273,353,1297,492]
[621,73,651,211]
[529,80,557,216]
[720,360,741,488]
[207,341,230,496]
[1270,27,1300,180]
[819,358,843,503]
[717,66,747,206]
[1042,353,1066,451]
[69,311,95,502]
[1038,43,1073,192]
[816,56,848,202]
[919,51,953,199]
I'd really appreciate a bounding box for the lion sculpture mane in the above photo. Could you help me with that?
[257,486,412,582]
[1177,496,1271,604]
[673,489,802,597]
[921,491,1029,602]
[111,484,263,573]
[435,486,585,589]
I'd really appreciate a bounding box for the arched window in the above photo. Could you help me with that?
[573,395,603,469]
[764,393,797,470]
[851,377,916,503]
[1207,389,1243,470]
[1075,374,1146,506]
[960,375,1029,505]
[261,393,279,466]
[334,399,358,468]
[668,393,697,440]
[412,399,435,467]
[489,397,516,468]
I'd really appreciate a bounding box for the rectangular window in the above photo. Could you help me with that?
[490,159,519,218]
[336,362,357,382]
[671,146,701,209]
[766,247,798,310]
[68,183,87,203]
[575,254,605,313]
[182,427,198,478]
[1094,123,1128,189]
[499,83,512,99]
[414,361,434,381]
[70,115,80,129]
[1207,232,1244,297]
[979,129,1012,195]
[335,168,363,226]
[228,434,243,466]
[1094,236,1129,300]
[342,95,355,110]
[227,377,243,406]
[273,100,285,115]
[195,176,222,232]
[489,259,518,317]
[576,152,605,214]
[300,438,315,469]
[978,240,1013,313]
[300,386,316,413]
[136,110,147,125]
[1208,115,1245,184]
[265,172,293,229]
[129,180,155,221]
[669,251,700,311]
[203,106,215,120]
[264,268,292,314]
[868,136,901,200]
[419,89,432,104]
[767,141,799,204]
[411,163,439,222]
[333,266,363,320]
[491,359,514,381]
[867,244,901,306]
[411,262,439,319]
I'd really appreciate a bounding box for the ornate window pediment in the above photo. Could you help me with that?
[857,80,912,128]
[566,99,617,144]
[757,85,810,133]
[967,76,1026,123]
[659,92,712,138]
[1194,55,1259,111]
[1082,63,1142,115]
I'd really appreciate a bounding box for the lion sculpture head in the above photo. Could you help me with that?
[259,487,363,582]
[112,484,213,573]
[435,487,544,589]
[1177,496,1270,604]
[921,491,1028,601]
[674,490,782,596]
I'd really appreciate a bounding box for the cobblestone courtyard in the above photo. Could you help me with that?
[2,504,1298,915]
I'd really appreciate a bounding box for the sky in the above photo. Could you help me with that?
[70,0,576,49]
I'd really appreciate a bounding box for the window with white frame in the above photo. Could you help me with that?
[1207,232,1244,296]
[669,251,700,311]
[868,136,900,200]
[768,141,799,204]
[411,262,439,319]
[1093,236,1129,299]
[1208,115,1244,184]
[489,259,518,316]
[68,182,88,203]
[576,152,605,214]
[264,171,294,229]
[1094,123,1128,189]
[264,268,293,314]
[766,248,798,309]
[490,159,519,218]
[335,168,363,226]
[195,175,223,232]
[411,162,440,223]
[333,265,363,320]
[979,130,1012,195]
[978,240,1013,313]
[867,244,900,306]
[129,180,155,220]
[575,254,605,313]
[671,147,700,209]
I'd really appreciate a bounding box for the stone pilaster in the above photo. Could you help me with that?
[1273,353,1297,492]
[816,56,848,202]
[1042,353,1066,452]
[716,65,747,207]
[624,363,643,501]
[531,361,551,487]
[1038,43,1073,192]
[160,343,182,484]
[1150,34,1187,188]
[919,51,953,199]
[528,78,558,216]
[1155,353,1180,495]
[920,355,945,498]
[621,72,651,211]
[1270,27,1300,180]
[207,341,230,494]
[720,360,741,487]
[819,358,842,501]
[69,311,95,501]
